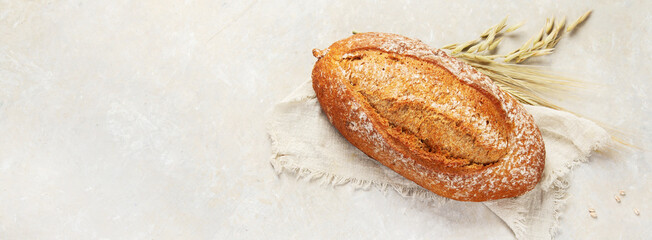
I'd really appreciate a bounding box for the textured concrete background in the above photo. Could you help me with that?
[1,0,650,239]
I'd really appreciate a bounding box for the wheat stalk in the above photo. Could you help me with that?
[440,12,594,109]
[440,11,636,148]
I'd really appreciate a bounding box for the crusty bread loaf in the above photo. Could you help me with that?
[311,32,545,201]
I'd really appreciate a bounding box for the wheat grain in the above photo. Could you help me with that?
[489,37,503,51]
[545,17,555,34]
[567,10,592,32]
[467,44,481,53]
[481,16,508,38]
[542,30,558,48]
[478,41,489,52]
[452,39,479,54]
[458,53,495,63]
[495,16,508,33]
[441,43,457,50]
[480,26,493,38]
[516,52,536,63]
[532,48,554,57]
[548,17,567,48]
[503,52,521,63]
[505,21,525,33]
[519,34,536,53]
[479,32,495,51]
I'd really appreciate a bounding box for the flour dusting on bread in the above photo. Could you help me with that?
[312,32,545,201]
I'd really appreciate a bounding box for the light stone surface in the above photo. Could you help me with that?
[0,0,650,239]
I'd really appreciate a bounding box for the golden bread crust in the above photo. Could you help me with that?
[311,32,545,201]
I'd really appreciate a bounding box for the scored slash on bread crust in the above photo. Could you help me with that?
[311,32,545,201]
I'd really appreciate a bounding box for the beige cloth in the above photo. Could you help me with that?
[268,81,610,239]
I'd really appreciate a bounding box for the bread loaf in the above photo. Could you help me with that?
[311,32,545,201]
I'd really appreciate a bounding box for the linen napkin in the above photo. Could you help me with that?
[268,81,610,239]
